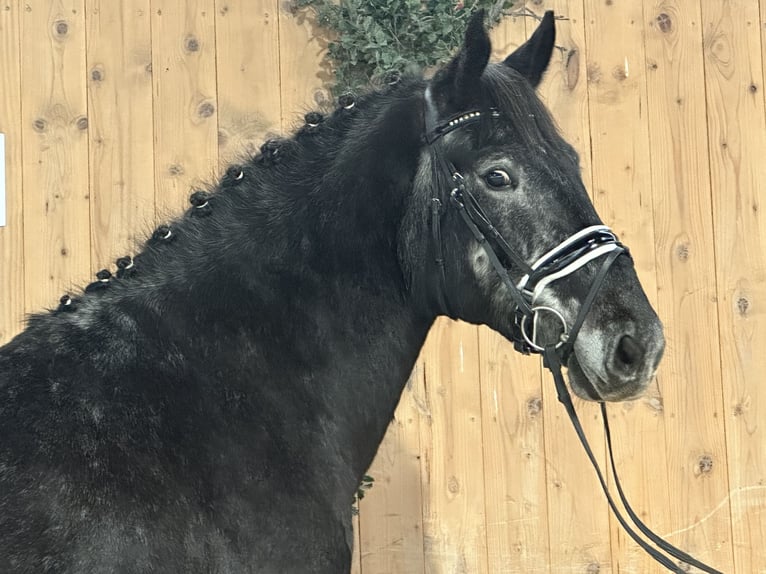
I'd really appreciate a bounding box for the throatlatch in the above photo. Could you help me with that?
[423,92,722,574]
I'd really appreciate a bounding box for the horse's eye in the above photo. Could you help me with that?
[484,169,515,189]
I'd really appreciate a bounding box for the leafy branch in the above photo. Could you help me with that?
[294,0,516,94]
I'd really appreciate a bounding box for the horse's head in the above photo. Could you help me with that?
[403,11,664,402]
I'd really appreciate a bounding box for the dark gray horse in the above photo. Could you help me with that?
[0,11,664,573]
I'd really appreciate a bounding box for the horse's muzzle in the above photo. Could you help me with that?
[569,323,665,402]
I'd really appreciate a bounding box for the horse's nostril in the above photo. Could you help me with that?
[616,334,643,368]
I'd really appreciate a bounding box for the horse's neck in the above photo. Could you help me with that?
[125,205,433,491]
[118,91,432,489]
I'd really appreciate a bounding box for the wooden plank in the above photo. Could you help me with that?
[359,364,426,574]
[214,0,281,164]
[531,2,614,571]
[580,1,673,571]
[20,0,91,313]
[277,2,330,133]
[479,13,550,574]
[151,0,218,216]
[0,0,26,343]
[642,1,734,570]
[478,325,549,574]
[701,1,766,573]
[351,511,361,574]
[85,0,155,270]
[419,319,489,574]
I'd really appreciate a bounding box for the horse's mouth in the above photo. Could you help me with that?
[567,354,647,402]
[566,354,604,401]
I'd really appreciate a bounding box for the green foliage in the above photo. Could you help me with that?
[351,474,375,515]
[294,0,515,94]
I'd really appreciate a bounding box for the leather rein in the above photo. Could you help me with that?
[423,95,722,574]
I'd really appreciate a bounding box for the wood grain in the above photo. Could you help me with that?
[0,0,26,343]
[701,1,766,572]
[359,365,426,574]
[85,0,155,270]
[420,318,489,574]
[277,1,331,132]
[21,0,91,313]
[643,0,734,570]
[581,1,674,571]
[214,0,281,164]
[151,0,218,217]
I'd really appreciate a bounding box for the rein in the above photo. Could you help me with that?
[423,95,722,574]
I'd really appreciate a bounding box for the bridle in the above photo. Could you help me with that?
[423,93,722,574]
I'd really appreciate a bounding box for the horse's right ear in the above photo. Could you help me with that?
[429,10,491,110]
[503,11,556,88]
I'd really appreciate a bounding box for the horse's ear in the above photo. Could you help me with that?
[503,11,556,88]
[430,10,491,109]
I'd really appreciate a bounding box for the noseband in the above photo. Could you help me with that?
[424,98,625,360]
[423,93,721,574]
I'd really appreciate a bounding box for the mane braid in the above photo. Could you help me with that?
[30,74,429,330]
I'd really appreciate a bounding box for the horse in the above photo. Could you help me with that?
[0,10,665,573]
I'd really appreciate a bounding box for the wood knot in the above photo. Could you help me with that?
[219,5,229,15]
[586,63,602,84]
[675,243,690,261]
[564,49,580,90]
[168,164,184,176]
[749,83,758,93]
[33,118,47,132]
[656,13,672,34]
[586,563,601,574]
[75,116,88,131]
[612,65,627,81]
[696,455,713,476]
[90,66,104,82]
[646,395,664,413]
[526,397,542,417]
[54,19,69,37]
[197,101,215,118]
[447,476,460,494]
[736,296,749,316]
[313,88,329,106]
[184,35,200,53]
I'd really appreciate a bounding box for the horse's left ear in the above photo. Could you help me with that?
[503,11,556,88]
[430,10,491,109]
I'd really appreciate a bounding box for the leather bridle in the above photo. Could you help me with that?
[423,93,722,574]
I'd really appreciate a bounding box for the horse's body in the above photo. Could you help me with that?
[0,12,664,573]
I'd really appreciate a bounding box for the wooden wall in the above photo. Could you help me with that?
[0,1,764,572]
